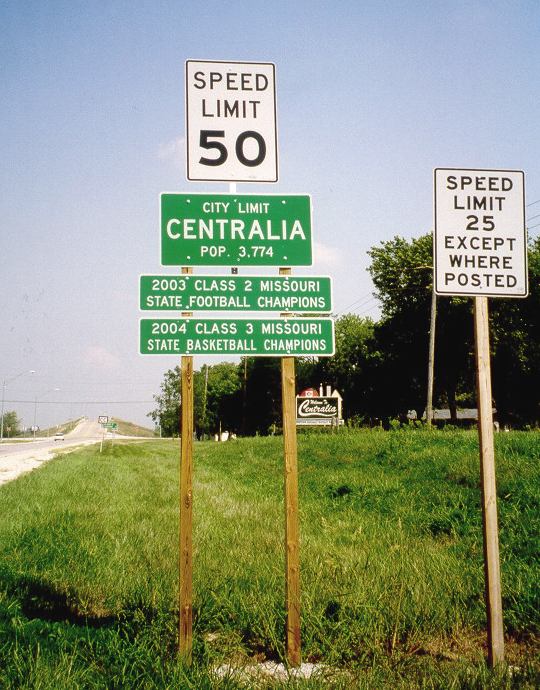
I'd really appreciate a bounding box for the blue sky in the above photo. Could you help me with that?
[1,0,539,428]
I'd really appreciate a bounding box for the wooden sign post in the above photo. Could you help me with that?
[136,59,333,665]
[434,168,528,667]
[179,266,194,662]
[280,266,301,666]
[474,296,504,666]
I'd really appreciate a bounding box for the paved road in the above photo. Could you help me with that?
[0,418,105,486]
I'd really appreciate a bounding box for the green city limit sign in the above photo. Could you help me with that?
[140,318,335,357]
[161,193,312,266]
[140,274,332,313]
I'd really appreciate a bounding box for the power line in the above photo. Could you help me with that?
[341,293,375,311]
[4,399,154,404]
[526,198,540,207]
[334,292,377,317]
[356,304,380,317]
[334,298,379,319]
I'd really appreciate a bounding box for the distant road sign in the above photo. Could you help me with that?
[434,168,528,297]
[140,274,332,313]
[103,422,117,429]
[161,193,312,266]
[185,59,277,182]
[140,318,334,357]
[98,415,108,424]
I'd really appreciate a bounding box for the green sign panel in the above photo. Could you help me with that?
[140,318,334,357]
[160,193,312,266]
[140,275,332,313]
[103,422,118,429]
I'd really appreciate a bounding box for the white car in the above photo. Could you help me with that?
[54,432,65,441]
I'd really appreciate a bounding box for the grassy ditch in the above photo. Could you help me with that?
[0,430,538,688]
[110,418,157,437]
[9,418,83,441]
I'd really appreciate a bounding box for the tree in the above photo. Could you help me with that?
[367,233,540,426]
[298,314,376,421]
[1,410,21,437]
[198,362,242,436]
[368,234,475,422]
[490,236,540,426]
[148,366,180,436]
[243,358,282,435]
[149,362,243,438]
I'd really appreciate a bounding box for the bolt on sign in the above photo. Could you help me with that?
[185,60,277,182]
[161,193,312,266]
[140,274,332,313]
[140,317,335,357]
[434,168,527,297]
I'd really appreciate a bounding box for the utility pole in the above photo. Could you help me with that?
[1,369,35,441]
[241,356,248,436]
[426,287,437,428]
[33,387,59,439]
[202,364,209,438]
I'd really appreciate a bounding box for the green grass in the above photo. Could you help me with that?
[111,418,157,437]
[0,430,538,688]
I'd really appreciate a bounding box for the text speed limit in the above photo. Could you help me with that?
[185,60,278,183]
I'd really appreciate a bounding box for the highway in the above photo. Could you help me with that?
[0,418,107,486]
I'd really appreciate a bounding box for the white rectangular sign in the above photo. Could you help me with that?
[434,168,527,297]
[185,60,278,183]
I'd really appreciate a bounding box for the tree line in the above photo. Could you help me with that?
[149,234,540,434]
[0,411,21,438]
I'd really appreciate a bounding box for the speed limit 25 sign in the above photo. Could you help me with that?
[434,168,527,297]
[185,60,278,183]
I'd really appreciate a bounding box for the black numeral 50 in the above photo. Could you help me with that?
[199,130,266,167]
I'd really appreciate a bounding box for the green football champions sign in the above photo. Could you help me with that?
[160,193,312,266]
[140,275,332,313]
[140,318,334,357]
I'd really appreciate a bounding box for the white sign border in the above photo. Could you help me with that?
[185,59,278,183]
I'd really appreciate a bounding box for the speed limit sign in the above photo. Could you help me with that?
[185,60,278,183]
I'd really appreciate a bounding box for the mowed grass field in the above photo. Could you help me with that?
[0,431,538,688]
